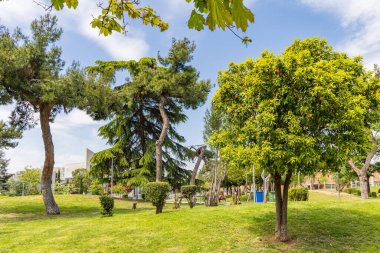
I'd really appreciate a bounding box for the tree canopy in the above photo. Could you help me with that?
[25,0,254,43]
[89,38,210,188]
[211,38,380,241]
[0,14,89,214]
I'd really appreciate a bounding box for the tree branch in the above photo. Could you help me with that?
[348,159,361,174]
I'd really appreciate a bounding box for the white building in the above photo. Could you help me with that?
[52,148,94,183]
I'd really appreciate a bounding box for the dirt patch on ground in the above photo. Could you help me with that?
[260,234,298,251]
[0,213,35,218]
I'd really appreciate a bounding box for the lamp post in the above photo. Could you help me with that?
[252,165,256,203]
[110,156,114,196]
[337,172,340,200]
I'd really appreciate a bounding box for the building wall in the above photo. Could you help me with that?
[52,148,94,183]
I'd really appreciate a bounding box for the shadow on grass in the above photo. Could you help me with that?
[246,205,380,252]
[0,201,156,224]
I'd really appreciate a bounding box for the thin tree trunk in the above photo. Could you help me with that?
[191,146,206,185]
[273,171,292,242]
[367,174,370,195]
[40,104,60,215]
[156,96,168,182]
[348,134,377,199]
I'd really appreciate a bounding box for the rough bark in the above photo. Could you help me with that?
[348,135,377,199]
[156,96,168,182]
[173,189,181,209]
[273,170,292,242]
[40,104,60,215]
[190,146,206,185]
[206,158,226,207]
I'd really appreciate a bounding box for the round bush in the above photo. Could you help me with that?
[370,192,377,198]
[181,185,198,208]
[289,186,309,201]
[54,183,70,195]
[144,182,170,214]
[99,195,114,216]
[89,182,104,195]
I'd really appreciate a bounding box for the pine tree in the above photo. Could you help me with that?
[0,15,88,214]
[88,38,211,187]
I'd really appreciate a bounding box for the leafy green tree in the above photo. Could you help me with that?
[0,122,21,192]
[0,15,88,214]
[6,177,24,196]
[55,169,61,183]
[72,168,91,194]
[29,0,254,43]
[88,70,192,189]
[347,65,380,199]
[0,151,11,193]
[89,38,210,184]
[19,168,42,195]
[333,166,357,191]
[89,181,104,195]
[212,38,380,241]
[201,104,229,206]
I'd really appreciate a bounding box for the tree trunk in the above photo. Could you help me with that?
[348,134,377,199]
[156,96,168,182]
[273,171,292,242]
[40,104,60,215]
[367,174,370,195]
[359,173,369,199]
[173,189,181,209]
[191,146,206,185]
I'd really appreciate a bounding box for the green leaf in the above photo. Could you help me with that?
[231,0,254,32]
[188,10,205,31]
[206,0,232,31]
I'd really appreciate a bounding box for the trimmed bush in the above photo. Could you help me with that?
[112,184,127,196]
[181,185,198,208]
[89,182,104,195]
[370,192,377,198]
[54,183,70,194]
[289,186,309,201]
[99,195,114,216]
[144,182,170,214]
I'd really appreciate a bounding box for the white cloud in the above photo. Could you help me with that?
[52,109,103,130]
[0,0,149,60]
[300,0,380,68]
[0,106,12,122]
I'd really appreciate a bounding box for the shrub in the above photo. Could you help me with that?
[112,184,127,197]
[6,178,24,196]
[144,182,170,214]
[181,185,198,208]
[355,190,361,196]
[99,195,114,216]
[54,183,70,194]
[343,188,350,194]
[370,192,377,198]
[289,186,309,201]
[69,185,80,194]
[89,182,104,195]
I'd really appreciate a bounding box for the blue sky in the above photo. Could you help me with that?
[0,0,379,172]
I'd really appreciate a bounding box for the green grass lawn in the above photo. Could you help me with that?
[1,192,379,253]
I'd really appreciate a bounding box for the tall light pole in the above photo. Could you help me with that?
[252,165,256,203]
[110,156,114,196]
[337,172,340,200]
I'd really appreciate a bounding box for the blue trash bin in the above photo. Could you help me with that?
[254,191,264,203]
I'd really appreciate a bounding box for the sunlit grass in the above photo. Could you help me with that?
[0,191,379,252]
